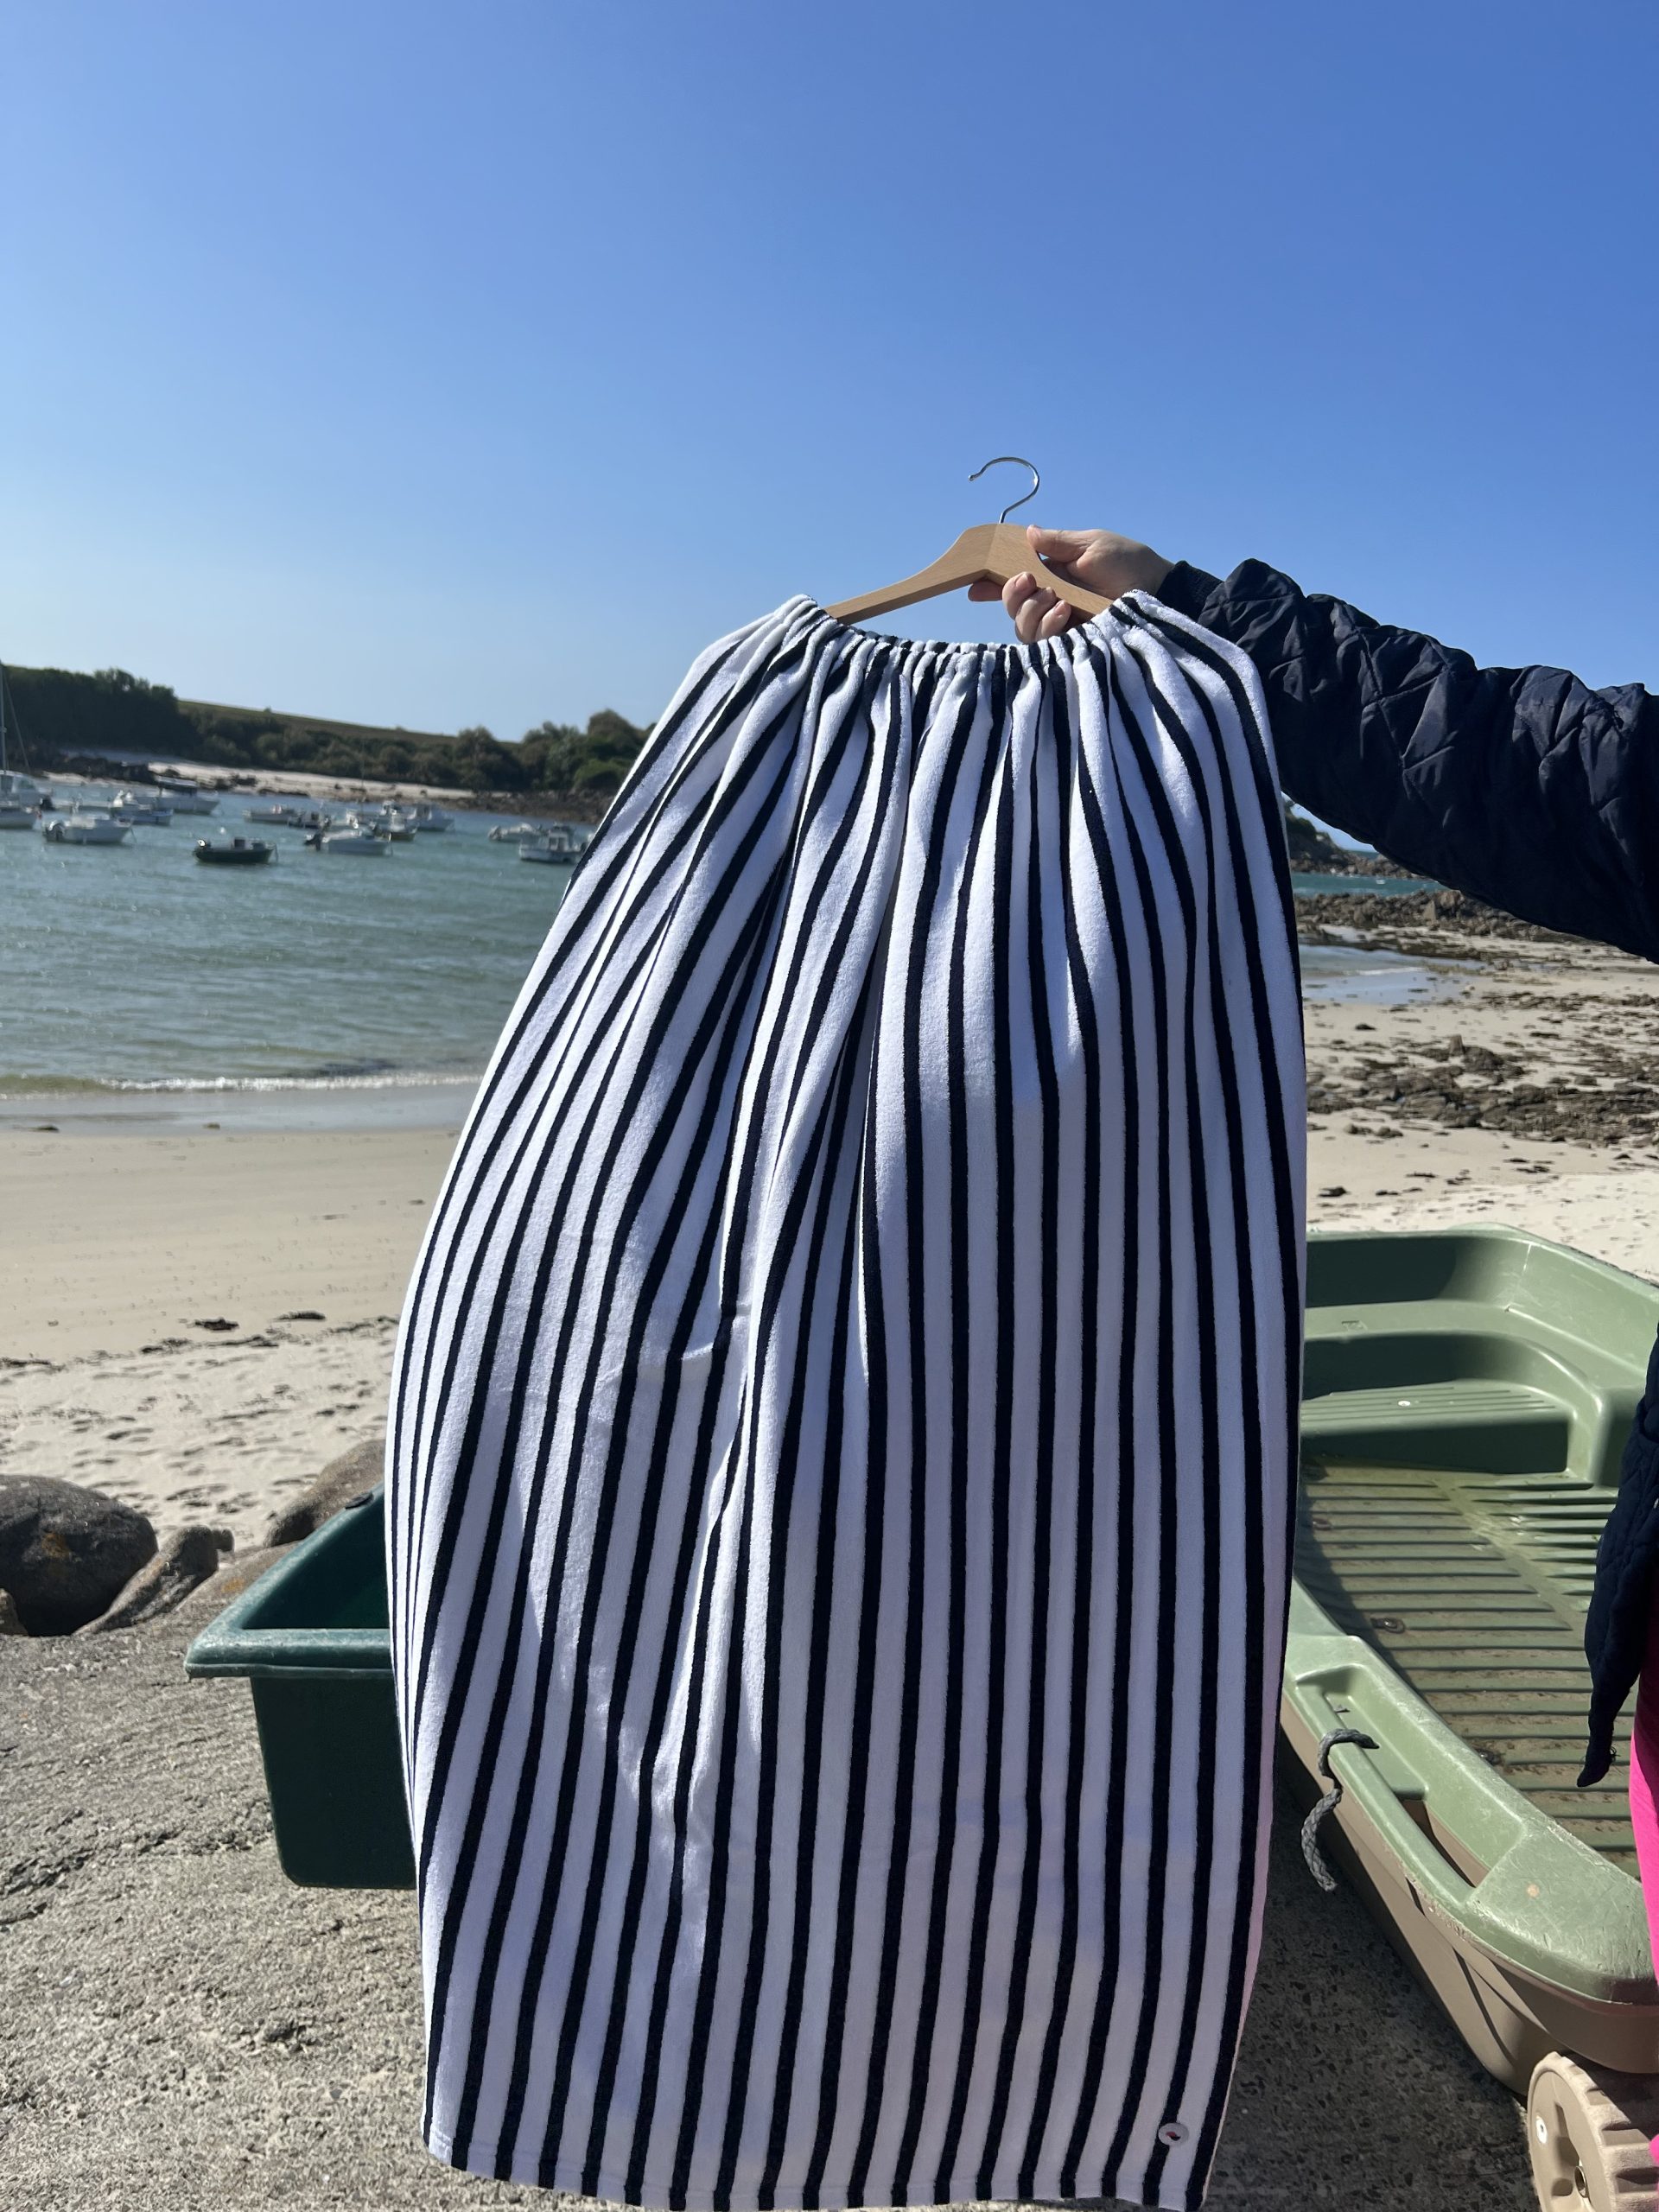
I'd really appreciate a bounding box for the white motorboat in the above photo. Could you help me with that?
[245,799,303,826]
[154,777,219,814]
[489,821,543,842]
[406,801,452,832]
[306,827,389,855]
[293,805,332,832]
[0,801,37,830]
[518,823,590,863]
[41,810,132,846]
[110,788,175,825]
[345,805,415,841]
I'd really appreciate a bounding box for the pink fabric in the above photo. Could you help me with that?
[1629,1599,1659,2162]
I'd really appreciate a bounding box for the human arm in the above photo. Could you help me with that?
[979,528,1659,963]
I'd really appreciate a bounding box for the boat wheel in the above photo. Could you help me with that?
[1526,2053,1659,2209]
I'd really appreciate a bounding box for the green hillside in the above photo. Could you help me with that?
[1283,802,1394,875]
[3,663,649,805]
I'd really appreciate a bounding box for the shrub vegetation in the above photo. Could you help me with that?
[4,664,650,800]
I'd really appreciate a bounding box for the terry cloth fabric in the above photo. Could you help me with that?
[386,592,1307,2212]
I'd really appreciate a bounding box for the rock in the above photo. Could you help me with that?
[77,1526,225,1634]
[0,1478,157,1637]
[262,1434,383,1549]
[0,1587,26,1636]
[169,1544,296,1629]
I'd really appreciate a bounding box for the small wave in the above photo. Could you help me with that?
[0,1068,483,1097]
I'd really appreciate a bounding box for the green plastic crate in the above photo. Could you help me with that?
[184,1488,413,1888]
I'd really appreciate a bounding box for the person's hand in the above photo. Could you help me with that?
[967,525,1175,641]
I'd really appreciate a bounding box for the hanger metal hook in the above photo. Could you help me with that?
[969,454,1040,526]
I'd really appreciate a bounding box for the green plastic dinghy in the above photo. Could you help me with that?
[188,1225,1659,2212]
[1284,1227,1659,2211]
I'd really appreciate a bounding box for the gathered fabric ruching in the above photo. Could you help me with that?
[387,592,1306,2212]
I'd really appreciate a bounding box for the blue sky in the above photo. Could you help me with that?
[4,1,1656,744]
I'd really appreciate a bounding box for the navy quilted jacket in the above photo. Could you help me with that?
[1159,559,1659,1786]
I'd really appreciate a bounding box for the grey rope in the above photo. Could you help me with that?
[1300,1727,1378,1891]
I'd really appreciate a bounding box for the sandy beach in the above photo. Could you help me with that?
[1301,890,1659,1275]
[4,892,1659,1552]
[0,1112,461,1544]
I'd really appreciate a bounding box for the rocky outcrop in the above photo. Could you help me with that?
[0,1478,156,1636]
[262,1434,383,1548]
[77,1527,227,1635]
[1283,804,1404,877]
[1295,887,1580,945]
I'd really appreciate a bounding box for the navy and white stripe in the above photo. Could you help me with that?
[386,592,1306,2212]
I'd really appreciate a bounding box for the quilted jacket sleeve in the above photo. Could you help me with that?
[1158,559,1659,964]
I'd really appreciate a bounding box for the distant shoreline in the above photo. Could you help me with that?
[42,754,610,823]
[34,754,1412,855]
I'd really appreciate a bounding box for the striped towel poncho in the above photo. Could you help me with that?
[387,592,1306,2212]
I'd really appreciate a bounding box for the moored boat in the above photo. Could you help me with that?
[153,777,219,814]
[406,801,452,832]
[245,799,303,826]
[42,810,132,845]
[193,835,273,865]
[110,788,175,825]
[306,826,389,855]
[518,823,590,863]
[344,805,415,841]
[0,767,45,810]
[0,683,46,823]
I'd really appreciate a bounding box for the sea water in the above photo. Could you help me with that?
[0,813,1440,1120]
[1290,872,1433,898]
[3,803,571,1100]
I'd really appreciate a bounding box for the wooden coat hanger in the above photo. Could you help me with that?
[827,456,1113,625]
